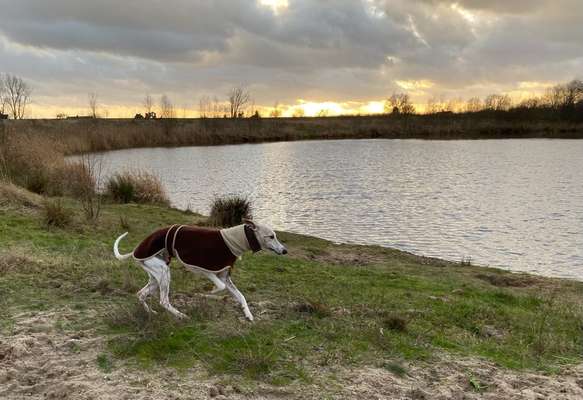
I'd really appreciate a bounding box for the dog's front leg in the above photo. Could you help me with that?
[224,276,253,321]
[205,272,226,294]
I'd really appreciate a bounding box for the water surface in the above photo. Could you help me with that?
[89,139,583,280]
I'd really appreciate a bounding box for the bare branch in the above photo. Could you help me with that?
[228,86,250,118]
[3,74,32,119]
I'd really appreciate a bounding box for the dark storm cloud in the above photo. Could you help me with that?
[0,0,581,113]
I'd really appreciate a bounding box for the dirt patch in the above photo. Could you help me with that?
[340,356,583,400]
[2,309,582,399]
[476,273,543,288]
[0,249,44,275]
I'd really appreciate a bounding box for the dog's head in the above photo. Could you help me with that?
[244,219,287,255]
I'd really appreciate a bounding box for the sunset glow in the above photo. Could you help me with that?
[0,1,579,119]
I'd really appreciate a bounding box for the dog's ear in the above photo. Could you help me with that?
[243,218,257,231]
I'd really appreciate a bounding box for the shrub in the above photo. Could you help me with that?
[106,170,169,205]
[208,195,252,227]
[42,198,72,228]
[59,161,97,199]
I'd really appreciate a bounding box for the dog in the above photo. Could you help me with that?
[113,219,287,321]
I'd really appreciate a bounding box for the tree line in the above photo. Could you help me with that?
[384,79,583,122]
[1,71,582,121]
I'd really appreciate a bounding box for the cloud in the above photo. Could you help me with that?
[0,0,581,116]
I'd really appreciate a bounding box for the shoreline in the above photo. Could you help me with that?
[2,116,582,155]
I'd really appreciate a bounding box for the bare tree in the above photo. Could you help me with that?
[270,101,282,118]
[292,107,305,118]
[3,74,32,119]
[465,97,483,113]
[199,95,211,118]
[0,75,6,115]
[484,94,512,111]
[160,94,175,118]
[544,80,583,110]
[143,94,154,115]
[88,92,98,118]
[384,92,415,115]
[228,86,250,118]
[425,97,440,114]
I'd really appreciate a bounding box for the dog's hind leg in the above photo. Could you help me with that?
[136,272,158,314]
[206,271,226,294]
[142,258,188,319]
[224,274,253,321]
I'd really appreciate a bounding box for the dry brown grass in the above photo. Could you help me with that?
[0,181,42,209]
[106,170,169,206]
[0,133,103,216]
[42,198,72,228]
[0,133,65,195]
[2,117,581,159]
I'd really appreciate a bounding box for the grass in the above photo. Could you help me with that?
[1,191,583,387]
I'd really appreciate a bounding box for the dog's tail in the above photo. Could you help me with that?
[113,232,133,261]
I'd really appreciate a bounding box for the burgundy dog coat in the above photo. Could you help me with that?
[132,224,260,272]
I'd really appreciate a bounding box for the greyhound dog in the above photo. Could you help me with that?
[113,219,287,320]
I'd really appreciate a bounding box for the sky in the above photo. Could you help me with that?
[0,0,581,118]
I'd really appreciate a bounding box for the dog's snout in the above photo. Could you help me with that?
[282,248,288,255]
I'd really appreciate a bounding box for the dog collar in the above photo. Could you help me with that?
[244,225,262,253]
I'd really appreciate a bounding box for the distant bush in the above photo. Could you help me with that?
[106,170,169,205]
[208,195,252,227]
[42,198,72,228]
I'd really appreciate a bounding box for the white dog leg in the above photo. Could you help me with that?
[136,273,158,314]
[224,276,253,321]
[143,258,187,319]
[206,271,226,294]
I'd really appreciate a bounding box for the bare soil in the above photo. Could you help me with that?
[2,309,581,400]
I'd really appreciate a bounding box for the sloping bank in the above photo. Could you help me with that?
[1,186,582,399]
[1,115,582,155]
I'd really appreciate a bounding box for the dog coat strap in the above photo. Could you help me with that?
[164,224,180,259]
[244,225,262,253]
[164,224,177,254]
[172,225,185,258]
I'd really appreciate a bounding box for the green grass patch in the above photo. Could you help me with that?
[1,196,582,386]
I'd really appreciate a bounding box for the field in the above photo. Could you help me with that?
[1,185,583,399]
[1,115,582,156]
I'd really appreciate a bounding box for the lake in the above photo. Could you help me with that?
[87,139,583,280]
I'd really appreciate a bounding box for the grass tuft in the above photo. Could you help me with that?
[42,198,72,228]
[293,300,331,318]
[382,361,408,377]
[382,314,408,332]
[106,170,169,205]
[208,195,252,227]
[96,353,113,373]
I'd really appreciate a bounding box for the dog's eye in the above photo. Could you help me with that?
[266,235,275,239]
